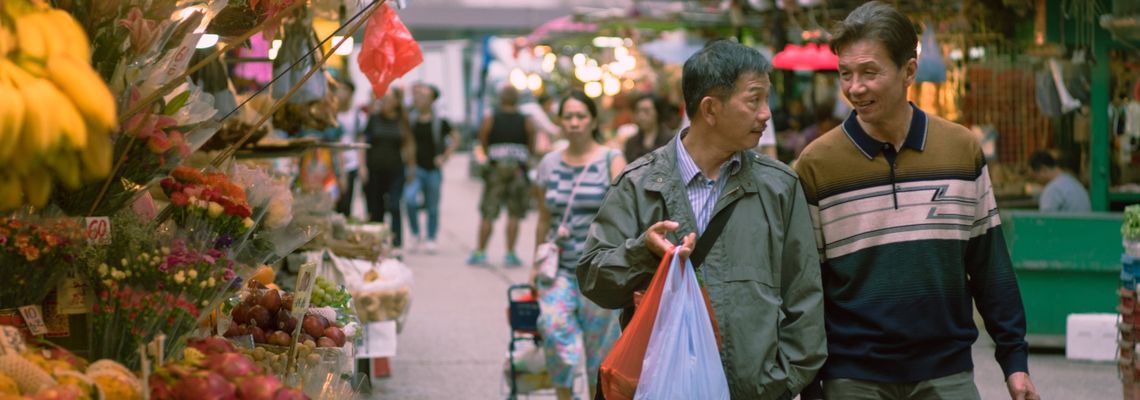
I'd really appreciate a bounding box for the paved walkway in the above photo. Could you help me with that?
[370,153,1119,399]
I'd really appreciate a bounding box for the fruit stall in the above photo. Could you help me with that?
[0,0,422,398]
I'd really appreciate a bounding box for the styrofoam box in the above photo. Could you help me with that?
[1066,313,1120,362]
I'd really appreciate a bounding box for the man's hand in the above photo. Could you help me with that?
[644,220,695,257]
[1006,372,1039,400]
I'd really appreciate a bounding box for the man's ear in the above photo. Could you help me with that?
[699,96,720,126]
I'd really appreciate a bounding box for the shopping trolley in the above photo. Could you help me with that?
[504,284,552,399]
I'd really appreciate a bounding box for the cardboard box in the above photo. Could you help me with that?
[1066,313,1120,362]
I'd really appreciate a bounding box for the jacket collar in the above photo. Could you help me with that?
[674,129,743,187]
[842,102,928,160]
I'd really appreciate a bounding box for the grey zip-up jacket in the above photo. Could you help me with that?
[577,136,826,399]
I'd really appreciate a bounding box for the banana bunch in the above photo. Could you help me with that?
[0,0,116,211]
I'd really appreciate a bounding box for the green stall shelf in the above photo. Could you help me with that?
[1000,211,1122,347]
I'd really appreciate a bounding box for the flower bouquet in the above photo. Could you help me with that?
[160,166,255,240]
[87,231,248,369]
[0,216,83,310]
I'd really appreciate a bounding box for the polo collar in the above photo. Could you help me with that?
[842,102,928,159]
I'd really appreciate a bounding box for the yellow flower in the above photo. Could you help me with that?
[207,202,224,218]
[111,269,126,280]
[97,264,109,277]
[207,277,216,287]
[243,218,255,228]
[188,270,198,280]
[174,271,186,284]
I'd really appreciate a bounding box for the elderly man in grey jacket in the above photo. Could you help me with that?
[577,39,826,400]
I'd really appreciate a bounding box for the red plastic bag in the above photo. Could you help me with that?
[357,3,423,98]
[599,247,674,400]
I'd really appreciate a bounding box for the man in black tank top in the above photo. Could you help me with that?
[469,87,536,267]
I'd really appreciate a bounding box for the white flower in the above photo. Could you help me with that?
[207,202,224,218]
[120,258,128,267]
[174,271,186,284]
[111,269,126,280]
[97,263,109,277]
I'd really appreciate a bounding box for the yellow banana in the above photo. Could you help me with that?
[6,61,61,163]
[79,133,112,180]
[0,174,21,211]
[36,80,86,148]
[47,150,80,189]
[12,12,48,62]
[21,169,52,208]
[0,66,23,164]
[43,9,89,61]
[44,55,117,132]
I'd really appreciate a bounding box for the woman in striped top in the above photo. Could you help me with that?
[530,91,627,400]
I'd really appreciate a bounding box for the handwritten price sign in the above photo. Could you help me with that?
[85,217,111,245]
[18,306,47,336]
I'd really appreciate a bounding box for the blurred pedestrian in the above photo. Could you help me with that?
[622,94,677,163]
[404,83,460,253]
[794,2,1038,399]
[1029,150,1091,212]
[335,80,367,217]
[530,91,626,400]
[469,86,536,266]
[363,88,415,252]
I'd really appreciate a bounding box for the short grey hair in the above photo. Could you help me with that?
[681,39,772,120]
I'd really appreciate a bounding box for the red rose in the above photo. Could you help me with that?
[170,192,189,206]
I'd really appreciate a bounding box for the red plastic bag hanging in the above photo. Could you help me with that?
[357,3,422,98]
[599,247,674,400]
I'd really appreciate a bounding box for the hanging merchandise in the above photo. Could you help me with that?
[1049,58,1082,114]
[273,19,329,105]
[915,23,947,83]
[357,3,423,98]
[1035,66,1062,118]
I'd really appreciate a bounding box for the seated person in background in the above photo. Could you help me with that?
[1029,150,1091,212]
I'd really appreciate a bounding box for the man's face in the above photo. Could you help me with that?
[838,39,916,126]
[713,72,771,151]
[1032,167,1051,185]
[634,98,657,131]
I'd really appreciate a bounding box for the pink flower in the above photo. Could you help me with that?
[169,130,191,158]
[119,7,159,55]
[148,130,173,153]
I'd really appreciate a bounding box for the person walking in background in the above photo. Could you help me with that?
[794,2,1039,399]
[529,91,626,400]
[469,87,536,267]
[578,39,826,399]
[405,82,460,253]
[335,80,367,217]
[1029,150,1091,213]
[622,94,677,164]
[363,87,415,253]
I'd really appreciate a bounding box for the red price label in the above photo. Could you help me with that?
[85,217,111,245]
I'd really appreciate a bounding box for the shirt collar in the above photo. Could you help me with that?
[675,128,743,184]
[842,102,928,159]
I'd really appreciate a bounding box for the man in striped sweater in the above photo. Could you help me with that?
[794,2,1039,399]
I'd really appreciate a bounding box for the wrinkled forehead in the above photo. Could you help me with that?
[735,71,771,93]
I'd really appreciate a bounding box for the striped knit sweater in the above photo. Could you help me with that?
[793,104,1029,382]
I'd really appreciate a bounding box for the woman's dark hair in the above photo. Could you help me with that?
[380,87,403,118]
[634,93,676,127]
[559,90,602,142]
[828,1,918,69]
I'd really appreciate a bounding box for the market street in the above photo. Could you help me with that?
[371,153,1120,399]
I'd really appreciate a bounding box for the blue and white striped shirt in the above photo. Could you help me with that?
[674,132,742,234]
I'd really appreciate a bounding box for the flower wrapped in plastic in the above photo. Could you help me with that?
[160,166,255,239]
[86,229,251,370]
[0,216,83,310]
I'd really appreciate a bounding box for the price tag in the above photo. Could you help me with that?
[85,217,111,245]
[286,262,318,375]
[18,305,47,336]
[57,273,90,315]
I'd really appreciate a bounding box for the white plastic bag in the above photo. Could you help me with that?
[634,252,729,400]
